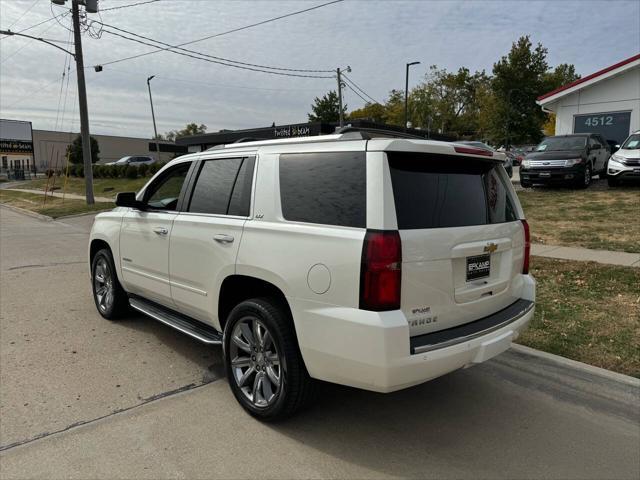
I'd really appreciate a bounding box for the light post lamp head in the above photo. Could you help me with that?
[147,75,155,84]
[407,61,421,67]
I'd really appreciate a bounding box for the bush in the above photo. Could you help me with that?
[149,162,164,175]
[45,169,55,178]
[137,163,149,177]
[77,165,84,178]
[125,165,139,179]
[68,164,77,177]
[92,165,102,178]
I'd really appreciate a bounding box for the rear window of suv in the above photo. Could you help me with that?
[388,152,518,229]
[279,152,366,228]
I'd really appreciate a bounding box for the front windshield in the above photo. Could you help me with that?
[116,157,130,165]
[621,134,640,150]
[536,136,586,152]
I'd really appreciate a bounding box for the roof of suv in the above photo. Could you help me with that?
[165,130,503,168]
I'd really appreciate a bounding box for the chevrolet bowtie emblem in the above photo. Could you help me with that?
[484,243,498,253]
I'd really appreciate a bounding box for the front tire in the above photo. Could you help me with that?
[91,248,129,319]
[577,164,592,189]
[224,298,316,421]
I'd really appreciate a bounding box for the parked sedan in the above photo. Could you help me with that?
[105,155,156,167]
[607,131,640,186]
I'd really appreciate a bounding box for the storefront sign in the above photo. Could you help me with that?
[274,125,312,138]
[0,139,34,154]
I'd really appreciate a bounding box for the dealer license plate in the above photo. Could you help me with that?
[466,254,491,281]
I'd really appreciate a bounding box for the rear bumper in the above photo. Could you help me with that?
[293,275,536,393]
[520,166,584,184]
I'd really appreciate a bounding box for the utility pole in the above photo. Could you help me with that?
[405,61,420,132]
[336,67,344,128]
[71,0,94,204]
[147,75,161,162]
[335,66,351,128]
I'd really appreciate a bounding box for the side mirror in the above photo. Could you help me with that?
[115,192,144,209]
[591,144,601,150]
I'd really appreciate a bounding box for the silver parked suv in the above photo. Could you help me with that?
[89,129,535,420]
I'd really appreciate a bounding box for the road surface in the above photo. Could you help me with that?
[0,206,638,479]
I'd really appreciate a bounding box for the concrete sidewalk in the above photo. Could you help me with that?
[4,188,114,203]
[532,243,640,267]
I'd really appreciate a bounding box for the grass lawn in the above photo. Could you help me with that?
[12,176,149,197]
[0,189,113,218]
[517,257,640,378]
[517,187,640,253]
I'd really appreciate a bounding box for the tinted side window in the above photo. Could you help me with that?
[279,152,366,228]
[189,158,243,215]
[228,157,255,216]
[388,152,518,229]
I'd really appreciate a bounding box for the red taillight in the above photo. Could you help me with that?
[453,146,494,157]
[521,219,531,274]
[360,230,402,311]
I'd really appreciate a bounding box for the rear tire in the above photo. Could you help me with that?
[223,297,317,421]
[91,248,129,320]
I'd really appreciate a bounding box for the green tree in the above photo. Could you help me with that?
[67,134,100,164]
[410,66,489,137]
[158,123,208,141]
[484,36,553,146]
[308,90,346,122]
[348,102,389,123]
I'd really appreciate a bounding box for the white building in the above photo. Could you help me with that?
[537,53,640,145]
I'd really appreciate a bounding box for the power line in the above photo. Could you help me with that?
[0,11,68,39]
[98,0,343,66]
[101,0,161,12]
[342,74,381,104]
[99,28,334,78]
[100,66,322,92]
[344,83,369,105]
[95,21,333,73]
[0,21,70,65]
[5,0,40,30]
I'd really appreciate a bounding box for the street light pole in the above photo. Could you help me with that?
[404,61,420,131]
[71,0,94,204]
[146,75,161,161]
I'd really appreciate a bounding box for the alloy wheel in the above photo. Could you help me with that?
[93,257,114,313]
[229,317,282,408]
[585,165,591,186]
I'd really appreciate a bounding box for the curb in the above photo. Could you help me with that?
[56,209,111,220]
[0,203,53,221]
[511,344,640,387]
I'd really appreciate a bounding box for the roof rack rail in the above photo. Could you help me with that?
[335,126,426,140]
[233,137,265,143]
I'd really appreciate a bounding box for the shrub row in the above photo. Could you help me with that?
[61,162,166,179]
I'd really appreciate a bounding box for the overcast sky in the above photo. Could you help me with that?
[1,0,639,139]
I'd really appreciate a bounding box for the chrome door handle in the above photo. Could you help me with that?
[153,227,168,235]
[213,234,234,244]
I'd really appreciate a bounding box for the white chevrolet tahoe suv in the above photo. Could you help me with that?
[89,129,535,420]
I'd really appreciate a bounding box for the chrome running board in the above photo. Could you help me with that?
[129,296,222,345]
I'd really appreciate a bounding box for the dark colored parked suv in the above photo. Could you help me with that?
[520,134,610,188]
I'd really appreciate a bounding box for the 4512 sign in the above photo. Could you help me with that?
[574,111,631,144]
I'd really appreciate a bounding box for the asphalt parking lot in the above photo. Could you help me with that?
[0,206,638,479]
